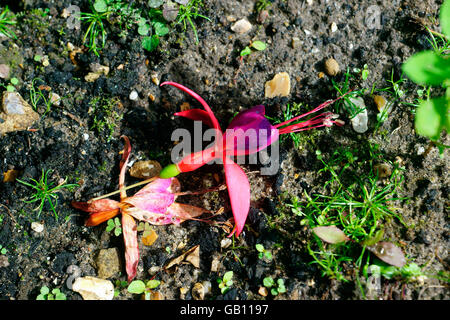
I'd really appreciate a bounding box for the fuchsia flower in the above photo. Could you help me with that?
[159,82,345,237]
[72,136,207,282]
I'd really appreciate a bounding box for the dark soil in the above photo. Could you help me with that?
[0,0,448,300]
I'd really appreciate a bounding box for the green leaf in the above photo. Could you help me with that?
[127,280,146,294]
[440,0,450,38]
[270,288,278,295]
[264,251,273,260]
[40,286,50,295]
[114,227,122,237]
[138,24,150,36]
[146,279,160,289]
[255,244,264,252]
[34,55,42,62]
[361,229,384,246]
[55,292,66,300]
[240,46,251,56]
[94,0,108,13]
[312,226,349,244]
[114,217,121,226]
[263,277,274,288]
[154,22,169,36]
[36,294,46,300]
[415,97,449,139]
[10,77,19,85]
[148,0,164,8]
[251,41,266,51]
[223,271,233,283]
[402,51,450,85]
[142,35,159,52]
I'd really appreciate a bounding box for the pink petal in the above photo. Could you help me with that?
[223,157,250,237]
[123,178,176,213]
[119,136,132,200]
[122,213,139,282]
[123,207,174,225]
[166,203,208,224]
[160,82,222,131]
[175,109,215,128]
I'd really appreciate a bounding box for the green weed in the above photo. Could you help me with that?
[17,169,78,220]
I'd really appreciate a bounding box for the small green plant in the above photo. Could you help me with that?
[255,244,272,260]
[2,76,19,92]
[106,217,122,236]
[79,0,110,56]
[0,6,16,39]
[217,271,233,294]
[36,286,67,300]
[365,262,426,283]
[256,0,272,12]
[0,244,7,255]
[114,279,128,297]
[29,78,55,116]
[402,0,450,152]
[127,279,161,300]
[297,143,408,288]
[89,96,123,142]
[176,0,210,44]
[240,40,267,57]
[263,277,286,296]
[353,64,370,81]
[17,169,78,220]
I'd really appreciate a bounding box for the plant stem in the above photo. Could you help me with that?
[91,176,158,201]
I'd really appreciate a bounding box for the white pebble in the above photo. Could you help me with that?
[129,90,139,101]
[83,133,89,141]
[231,18,252,34]
[417,146,425,155]
[331,22,338,33]
[31,222,44,233]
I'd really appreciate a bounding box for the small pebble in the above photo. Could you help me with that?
[324,58,340,76]
[83,133,89,141]
[220,238,232,249]
[192,283,205,300]
[373,95,386,112]
[257,10,269,24]
[129,160,162,179]
[331,22,338,33]
[373,163,392,179]
[0,255,9,268]
[265,72,291,98]
[345,97,368,133]
[231,18,252,34]
[258,286,268,297]
[291,37,301,49]
[151,73,159,86]
[31,222,44,233]
[50,93,61,106]
[129,90,139,101]
[417,146,425,155]
[0,64,10,79]
[72,276,114,300]
[148,266,160,276]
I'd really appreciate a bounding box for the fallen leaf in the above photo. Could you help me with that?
[164,245,200,270]
[312,226,349,244]
[367,241,406,268]
[3,169,19,182]
[141,229,158,246]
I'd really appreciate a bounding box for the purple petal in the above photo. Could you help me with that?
[225,106,279,155]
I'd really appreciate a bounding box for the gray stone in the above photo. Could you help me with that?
[0,64,10,79]
[345,97,368,133]
[95,248,121,279]
[0,91,39,135]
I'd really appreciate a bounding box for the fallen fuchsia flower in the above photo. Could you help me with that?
[159,82,345,237]
[72,136,207,282]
